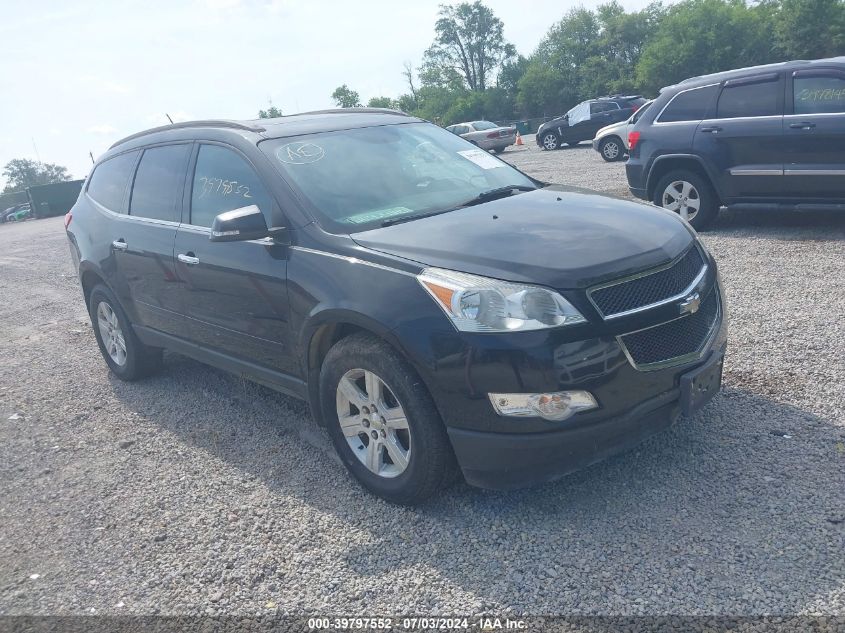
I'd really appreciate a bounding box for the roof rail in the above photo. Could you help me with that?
[293,107,410,117]
[109,120,266,149]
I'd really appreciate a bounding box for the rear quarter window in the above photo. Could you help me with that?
[86,151,139,212]
[657,85,719,123]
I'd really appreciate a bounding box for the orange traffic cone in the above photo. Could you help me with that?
[515,131,524,146]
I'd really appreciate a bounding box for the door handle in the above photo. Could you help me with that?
[789,121,816,129]
[111,239,128,251]
[699,126,722,134]
[177,253,199,265]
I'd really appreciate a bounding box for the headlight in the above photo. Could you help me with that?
[418,268,585,332]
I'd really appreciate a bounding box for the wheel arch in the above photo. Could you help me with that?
[646,154,720,202]
[302,311,412,427]
[79,264,108,308]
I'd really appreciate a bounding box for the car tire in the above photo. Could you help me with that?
[320,332,458,505]
[599,136,624,162]
[88,284,162,380]
[493,147,505,154]
[540,132,559,151]
[652,170,719,231]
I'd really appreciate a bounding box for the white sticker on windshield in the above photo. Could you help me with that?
[457,149,504,169]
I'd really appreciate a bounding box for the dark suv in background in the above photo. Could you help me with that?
[626,57,845,229]
[537,95,647,151]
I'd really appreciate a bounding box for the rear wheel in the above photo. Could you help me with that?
[89,284,162,380]
[599,136,624,162]
[540,132,559,151]
[320,333,457,504]
[652,170,719,231]
[493,147,505,154]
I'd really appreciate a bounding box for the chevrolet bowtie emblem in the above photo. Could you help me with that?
[679,292,701,315]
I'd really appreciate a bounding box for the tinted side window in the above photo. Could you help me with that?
[717,78,780,118]
[658,85,719,123]
[190,145,273,228]
[129,144,190,222]
[87,151,139,212]
[794,74,845,114]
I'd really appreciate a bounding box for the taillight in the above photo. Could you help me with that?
[628,131,641,151]
[64,211,73,229]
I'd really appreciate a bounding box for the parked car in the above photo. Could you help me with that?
[66,110,726,504]
[445,120,516,153]
[626,57,845,230]
[8,206,31,222]
[1,203,30,223]
[537,95,647,151]
[592,100,653,162]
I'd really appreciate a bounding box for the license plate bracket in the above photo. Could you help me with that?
[680,352,724,415]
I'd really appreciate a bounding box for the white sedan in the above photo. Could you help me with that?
[445,121,516,153]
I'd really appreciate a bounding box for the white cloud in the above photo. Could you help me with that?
[87,124,118,135]
[78,75,133,95]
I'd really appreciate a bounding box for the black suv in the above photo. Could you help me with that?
[66,110,726,504]
[537,95,647,150]
[626,57,845,230]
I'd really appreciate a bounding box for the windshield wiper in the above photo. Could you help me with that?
[381,208,457,227]
[457,184,537,208]
[379,185,537,227]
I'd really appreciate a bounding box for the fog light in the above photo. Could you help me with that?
[489,391,598,421]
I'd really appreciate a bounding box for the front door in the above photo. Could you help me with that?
[694,73,785,201]
[172,143,297,376]
[782,68,845,199]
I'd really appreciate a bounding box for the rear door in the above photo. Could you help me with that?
[111,144,191,334]
[783,67,845,199]
[172,143,296,375]
[693,73,785,201]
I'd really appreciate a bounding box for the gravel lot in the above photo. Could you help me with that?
[1,144,843,619]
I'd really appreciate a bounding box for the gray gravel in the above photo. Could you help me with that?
[1,145,843,617]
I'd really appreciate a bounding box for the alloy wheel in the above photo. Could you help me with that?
[661,180,701,221]
[602,140,620,160]
[335,369,411,478]
[542,134,558,150]
[96,301,127,366]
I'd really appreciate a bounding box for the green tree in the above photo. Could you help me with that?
[331,85,361,108]
[768,0,845,59]
[2,159,72,194]
[258,105,283,119]
[636,0,775,94]
[422,1,516,91]
[367,96,397,108]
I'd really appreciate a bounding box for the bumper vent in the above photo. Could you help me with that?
[590,246,705,318]
[619,286,720,369]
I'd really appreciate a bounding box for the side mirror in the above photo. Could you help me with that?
[209,205,270,242]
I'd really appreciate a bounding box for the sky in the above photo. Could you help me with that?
[0,0,661,188]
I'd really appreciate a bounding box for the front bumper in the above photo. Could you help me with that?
[448,386,682,489]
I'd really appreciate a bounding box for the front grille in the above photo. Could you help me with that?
[590,246,705,318]
[619,286,720,368]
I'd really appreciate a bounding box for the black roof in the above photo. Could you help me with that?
[666,56,845,91]
[108,108,416,151]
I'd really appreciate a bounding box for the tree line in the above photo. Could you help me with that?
[291,0,844,126]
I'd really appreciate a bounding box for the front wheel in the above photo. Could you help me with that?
[599,137,624,162]
[540,132,559,151]
[320,333,457,504]
[652,170,719,230]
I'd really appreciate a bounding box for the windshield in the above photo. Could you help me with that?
[263,122,535,233]
[471,121,498,130]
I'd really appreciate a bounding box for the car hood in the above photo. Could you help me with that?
[351,186,694,290]
[596,119,627,137]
